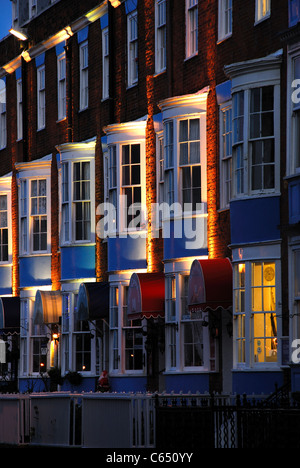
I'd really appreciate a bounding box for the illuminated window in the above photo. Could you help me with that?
[252,262,277,363]
[233,260,279,367]
[79,41,88,110]
[186,0,198,58]
[37,65,46,130]
[155,0,167,74]
[127,10,138,86]
[255,0,271,22]
[57,52,66,120]
[218,0,232,41]
[102,27,109,100]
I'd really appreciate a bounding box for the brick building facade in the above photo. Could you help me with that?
[0,0,298,396]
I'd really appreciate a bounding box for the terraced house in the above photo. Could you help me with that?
[0,0,298,398]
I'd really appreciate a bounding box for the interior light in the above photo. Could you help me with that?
[109,0,122,7]
[9,27,29,42]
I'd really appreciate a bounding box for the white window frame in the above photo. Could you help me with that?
[19,177,50,255]
[29,0,37,19]
[102,27,109,100]
[155,0,167,74]
[226,53,281,199]
[287,43,300,176]
[79,41,89,110]
[58,144,96,246]
[255,0,271,24]
[218,0,232,42]
[219,102,232,209]
[103,121,147,236]
[185,0,198,59]
[57,51,66,121]
[0,175,12,264]
[37,65,46,130]
[289,243,300,349]
[17,77,23,140]
[232,245,282,370]
[127,10,138,87]
[0,81,6,149]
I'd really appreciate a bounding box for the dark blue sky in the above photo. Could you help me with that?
[0,0,12,40]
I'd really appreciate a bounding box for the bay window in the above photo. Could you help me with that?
[103,120,146,235]
[226,53,281,198]
[60,151,95,245]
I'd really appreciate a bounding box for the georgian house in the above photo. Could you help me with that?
[0,0,297,398]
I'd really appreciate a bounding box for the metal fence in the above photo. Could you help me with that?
[0,390,300,448]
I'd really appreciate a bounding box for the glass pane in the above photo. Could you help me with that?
[122,145,130,165]
[190,118,200,140]
[131,164,140,185]
[190,142,200,163]
[131,144,140,163]
[262,86,273,111]
[179,120,188,142]
[179,142,188,165]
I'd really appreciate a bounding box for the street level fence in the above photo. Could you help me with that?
[0,389,300,448]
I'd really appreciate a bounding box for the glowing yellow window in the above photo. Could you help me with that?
[252,262,277,363]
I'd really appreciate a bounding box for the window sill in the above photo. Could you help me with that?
[184,52,198,63]
[217,33,232,45]
[254,13,271,26]
[153,69,166,78]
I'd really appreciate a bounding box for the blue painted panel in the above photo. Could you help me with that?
[19,256,51,288]
[230,196,281,245]
[164,373,210,393]
[109,376,148,393]
[232,371,284,395]
[61,245,95,281]
[0,266,12,295]
[289,178,300,224]
[163,218,208,260]
[216,80,232,105]
[107,236,147,272]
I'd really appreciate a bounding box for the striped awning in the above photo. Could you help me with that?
[33,290,62,325]
[0,297,20,335]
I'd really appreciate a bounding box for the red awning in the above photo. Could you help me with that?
[127,272,165,320]
[188,258,232,313]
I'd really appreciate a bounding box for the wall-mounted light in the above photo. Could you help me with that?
[9,27,29,42]
[109,0,122,7]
